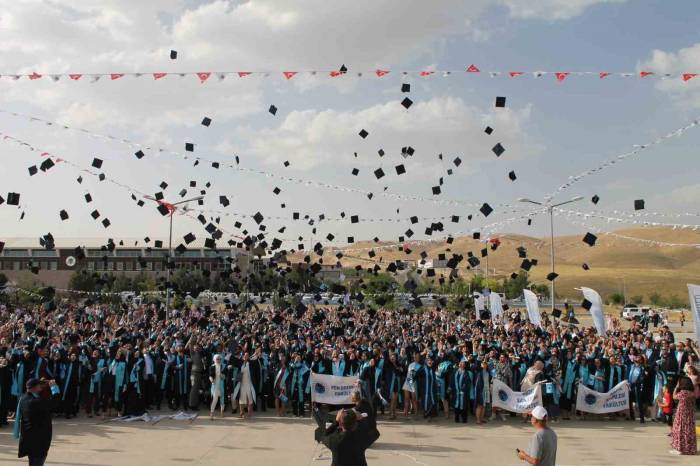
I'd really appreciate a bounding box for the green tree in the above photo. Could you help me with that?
[609,292,625,305]
[649,292,663,306]
[68,270,97,292]
[662,294,686,309]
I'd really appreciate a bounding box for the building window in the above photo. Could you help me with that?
[13,262,21,271]
[48,261,58,271]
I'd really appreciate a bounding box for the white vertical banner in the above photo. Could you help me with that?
[687,284,700,344]
[474,293,485,313]
[490,292,504,320]
[523,289,541,327]
[580,287,607,335]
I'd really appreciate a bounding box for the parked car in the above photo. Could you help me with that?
[621,304,650,321]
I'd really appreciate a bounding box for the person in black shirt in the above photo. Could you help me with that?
[317,408,369,466]
[14,378,56,466]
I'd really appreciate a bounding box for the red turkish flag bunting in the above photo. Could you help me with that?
[153,72,167,80]
[29,72,42,80]
[375,69,390,77]
[69,74,82,80]
[466,64,480,73]
[419,71,434,77]
[555,72,569,82]
[639,71,654,78]
[111,73,124,80]
[682,73,697,82]
[329,70,343,77]
[238,72,252,77]
[197,72,211,83]
[283,71,297,80]
[509,71,524,77]
[599,72,611,79]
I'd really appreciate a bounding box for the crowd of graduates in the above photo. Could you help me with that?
[0,298,697,452]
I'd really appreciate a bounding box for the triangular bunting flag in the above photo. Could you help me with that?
[111,73,124,80]
[375,69,390,77]
[682,73,697,82]
[29,72,42,80]
[466,64,480,73]
[509,71,524,77]
[153,72,167,80]
[329,70,343,77]
[69,74,82,80]
[197,72,211,83]
[283,71,297,80]
[640,71,654,78]
[419,71,434,77]
[555,72,569,82]
[238,72,252,77]
[599,72,610,79]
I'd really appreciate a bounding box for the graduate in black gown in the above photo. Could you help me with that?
[315,408,370,466]
[60,352,81,419]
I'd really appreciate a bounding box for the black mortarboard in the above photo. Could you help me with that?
[219,195,230,207]
[510,272,518,279]
[351,215,359,223]
[582,232,597,247]
[495,96,506,107]
[253,212,264,224]
[102,218,110,228]
[201,117,212,126]
[591,195,599,204]
[90,209,100,219]
[134,150,145,159]
[98,173,106,181]
[77,176,83,183]
[520,259,532,271]
[552,308,562,318]
[484,126,493,135]
[374,168,385,179]
[273,187,281,195]
[395,164,406,175]
[159,181,168,190]
[212,162,219,169]
[92,157,103,168]
[401,83,410,92]
[582,263,590,270]
[401,97,413,109]
[184,233,196,244]
[204,238,216,249]
[473,232,480,239]
[269,105,277,115]
[492,143,505,157]
[481,248,488,257]
[432,186,441,195]
[28,165,38,176]
[170,50,177,59]
[347,236,354,243]
[546,272,559,281]
[154,240,163,248]
[352,168,359,176]
[157,204,170,216]
[359,129,369,139]
[7,192,20,205]
[185,143,194,152]
[634,199,645,210]
[59,210,69,221]
[284,160,290,167]
[155,192,164,201]
[453,157,462,167]
[508,170,517,181]
[40,159,55,172]
[451,215,459,223]
[175,243,187,254]
[189,180,196,187]
[480,203,493,217]
[581,299,592,310]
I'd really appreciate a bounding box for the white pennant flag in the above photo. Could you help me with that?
[523,289,541,327]
[687,284,700,344]
[580,287,607,334]
[474,292,485,313]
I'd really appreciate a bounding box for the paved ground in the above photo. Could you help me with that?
[0,412,697,466]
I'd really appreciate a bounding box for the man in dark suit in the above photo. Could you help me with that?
[14,378,56,466]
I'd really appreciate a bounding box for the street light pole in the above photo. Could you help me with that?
[145,195,204,320]
[519,196,583,313]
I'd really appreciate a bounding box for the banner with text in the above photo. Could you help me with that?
[575,381,629,414]
[491,378,542,413]
[310,373,359,405]
[688,284,700,344]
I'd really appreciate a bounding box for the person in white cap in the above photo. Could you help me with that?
[516,406,557,466]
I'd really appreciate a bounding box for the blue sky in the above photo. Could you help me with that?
[1,0,700,249]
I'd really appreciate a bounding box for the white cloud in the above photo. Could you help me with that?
[639,42,700,108]
[234,95,535,171]
[499,0,626,21]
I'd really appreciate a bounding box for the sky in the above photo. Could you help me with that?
[1,0,700,250]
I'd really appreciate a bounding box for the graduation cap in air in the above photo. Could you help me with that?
[582,263,590,271]
[495,96,506,107]
[432,186,441,195]
[7,192,20,205]
[453,157,462,167]
[28,165,38,176]
[401,97,413,109]
[374,168,385,179]
[401,83,411,93]
[582,232,597,247]
[581,299,592,310]
[492,143,505,157]
[508,170,517,181]
[40,159,54,172]
[520,259,532,271]
[269,105,277,115]
[510,272,518,279]
[480,203,493,217]
[484,126,493,135]
[591,195,600,205]
[284,160,290,167]
[395,164,406,175]
[359,129,369,139]
[201,117,212,127]
[59,210,69,221]
[183,233,196,244]
[154,240,163,248]
[219,195,230,207]
[352,168,359,176]
[634,199,645,210]
[90,209,100,219]
[546,272,559,281]
[552,308,562,318]
[170,50,177,59]
[92,157,103,169]
[134,150,145,159]
[185,143,194,152]
[102,218,111,228]
[473,232,480,239]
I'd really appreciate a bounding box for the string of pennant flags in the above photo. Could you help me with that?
[1,66,698,83]
[544,118,700,201]
[0,109,494,209]
[555,208,700,230]
[586,209,700,219]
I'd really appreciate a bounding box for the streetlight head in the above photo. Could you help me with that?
[518,198,542,206]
